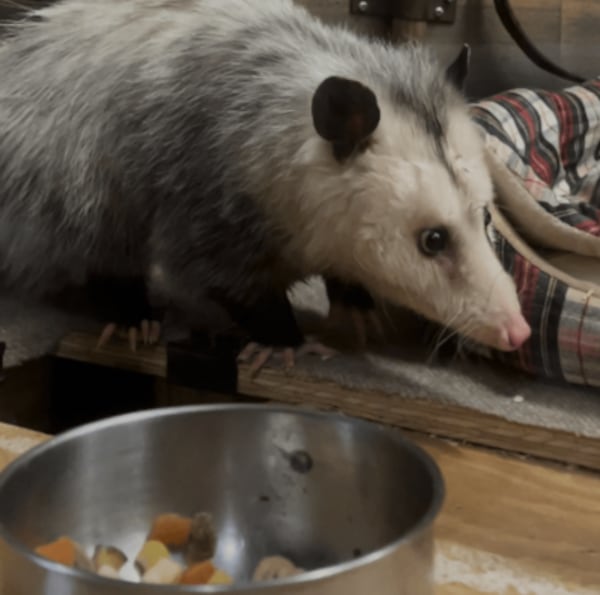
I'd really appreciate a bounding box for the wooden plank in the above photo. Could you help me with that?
[56,332,600,472]
[0,422,597,594]
[422,435,600,591]
[0,421,49,470]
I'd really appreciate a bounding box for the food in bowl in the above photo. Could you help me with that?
[33,510,302,586]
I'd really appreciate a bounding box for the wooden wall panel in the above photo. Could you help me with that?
[297,0,598,98]
[391,0,598,98]
[560,0,600,80]
[0,1,596,103]
[294,0,388,36]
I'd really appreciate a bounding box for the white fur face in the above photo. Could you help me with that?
[293,97,527,352]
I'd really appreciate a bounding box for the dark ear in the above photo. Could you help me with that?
[311,76,380,161]
[446,44,471,91]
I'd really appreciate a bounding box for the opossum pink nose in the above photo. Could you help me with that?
[500,314,531,351]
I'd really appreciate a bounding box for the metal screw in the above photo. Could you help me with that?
[434,5,446,18]
[357,0,369,13]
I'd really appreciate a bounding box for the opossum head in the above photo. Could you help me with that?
[302,45,530,352]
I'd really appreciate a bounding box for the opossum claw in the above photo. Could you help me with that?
[141,319,150,345]
[237,342,260,363]
[149,321,162,345]
[96,319,161,351]
[282,348,295,370]
[238,342,274,376]
[249,347,274,378]
[296,339,336,360]
[128,327,138,352]
[87,276,164,351]
[239,339,336,378]
[96,323,117,349]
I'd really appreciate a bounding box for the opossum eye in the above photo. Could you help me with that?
[419,228,448,256]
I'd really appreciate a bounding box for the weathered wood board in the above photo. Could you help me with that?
[56,332,600,472]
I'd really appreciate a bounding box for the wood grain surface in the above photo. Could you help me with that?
[56,332,600,472]
[298,0,599,96]
[0,421,597,594]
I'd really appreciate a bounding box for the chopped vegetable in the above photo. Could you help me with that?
[97,564,121,579]
[33,511,305,586]
[142,557,184,584]
[135,540,170,574]
[148,513,192,548]
[92,545,127,571]
[34,536,93,571]
[253,555,302,582]
[179,560,216,585]
[208,569,234,585]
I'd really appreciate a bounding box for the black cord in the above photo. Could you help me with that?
[494,0,586,84]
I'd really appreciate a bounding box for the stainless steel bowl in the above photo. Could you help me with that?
[0,404,444,594]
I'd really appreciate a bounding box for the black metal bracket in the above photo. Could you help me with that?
[166,331,245,395]
[349,0,457,24]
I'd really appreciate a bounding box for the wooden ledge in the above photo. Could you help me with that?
[56,332,600,472]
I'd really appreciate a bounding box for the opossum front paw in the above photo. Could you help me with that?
[237,338,336,378]
[96,319,162,352]
[87,275,164,352]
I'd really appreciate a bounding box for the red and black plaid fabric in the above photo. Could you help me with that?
[469,78,600,387]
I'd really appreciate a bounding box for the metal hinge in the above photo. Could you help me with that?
[349,0,457,24]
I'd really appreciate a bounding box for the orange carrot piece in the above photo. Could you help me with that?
[148,514,192,548]
[35,537,78,567]
[179,561,216,585]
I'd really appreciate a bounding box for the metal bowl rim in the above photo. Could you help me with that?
[0,403,445,592]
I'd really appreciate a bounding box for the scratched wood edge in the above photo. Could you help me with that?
[55,332,600,472]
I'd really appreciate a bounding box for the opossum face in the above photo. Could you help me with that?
[306,47,530,352]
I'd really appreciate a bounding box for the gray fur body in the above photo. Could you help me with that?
[0,1,446,289]
[0,0,525,351]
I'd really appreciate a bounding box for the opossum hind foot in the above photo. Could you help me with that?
[237,339,336,378]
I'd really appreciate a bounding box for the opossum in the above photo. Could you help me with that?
[0,0,531,368]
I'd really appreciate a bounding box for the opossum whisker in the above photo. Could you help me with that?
[442,311,480,352]
[426,308,468,363]
[427,329,457,363]
[426,317,455,355]
[374,297,398,334]
[0,0,29,11]
[453,330,479,363]
[439,320,480,363]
